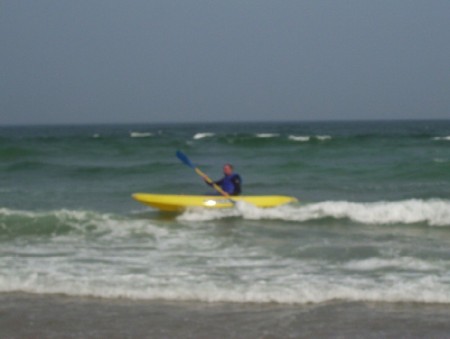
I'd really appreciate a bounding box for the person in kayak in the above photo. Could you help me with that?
[206,163,242,195]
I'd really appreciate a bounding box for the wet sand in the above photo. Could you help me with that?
[1,293,450,338]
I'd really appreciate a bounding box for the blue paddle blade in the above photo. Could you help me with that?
[176,150,194,168]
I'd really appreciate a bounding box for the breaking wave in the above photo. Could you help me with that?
[255,133,279,138]
[432,136,450,141]
[288,135,332,142]
[178,199,450,226]
[130,132,153,138]
[1,206,450,305]
[193,132,215,140]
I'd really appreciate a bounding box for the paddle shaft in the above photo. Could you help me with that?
[176,150,234,201]
[194,167,232,199]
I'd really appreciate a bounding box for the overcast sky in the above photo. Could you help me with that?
[1,1,449,125]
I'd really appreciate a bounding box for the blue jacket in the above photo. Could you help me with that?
[215,173,242,195]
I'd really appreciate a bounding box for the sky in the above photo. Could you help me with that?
[1,1,449,125]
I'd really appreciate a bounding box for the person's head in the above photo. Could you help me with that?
[223,163,234,176]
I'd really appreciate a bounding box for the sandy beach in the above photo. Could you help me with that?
[2,293,450,338]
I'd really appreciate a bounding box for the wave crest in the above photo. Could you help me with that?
[433,136,450,141]
[130,132,153,138]
[178,199,450,226]
[0,208,168,239]
[193,133,215,140]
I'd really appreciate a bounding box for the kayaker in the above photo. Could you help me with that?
[206,163,242,195]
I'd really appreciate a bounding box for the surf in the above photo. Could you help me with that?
[178,199,450,226]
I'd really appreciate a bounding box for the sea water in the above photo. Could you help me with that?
[1,120,450,335]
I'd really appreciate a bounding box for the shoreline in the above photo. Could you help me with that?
[2,292,450,338]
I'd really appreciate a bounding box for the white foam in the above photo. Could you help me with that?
[256,133,279,138]
[193,132,215,140]
[2,206,450,305]
[177,207,240,222]
[288,135,331,142]
[130,132,153,138]
[433,136,450,141]
[288,135,310,142]
[316,135,331,141]
[295,199,450,226]
[0,208,170,240]
[343,257,441,272]
[177,199,450,226]
[1,265,450,304]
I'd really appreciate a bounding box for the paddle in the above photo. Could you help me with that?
[176,150,235,203]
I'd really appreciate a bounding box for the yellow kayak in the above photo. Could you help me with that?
[132,193,298,212]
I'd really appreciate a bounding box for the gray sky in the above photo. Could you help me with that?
[1,1,449,125]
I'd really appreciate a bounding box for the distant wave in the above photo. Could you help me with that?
[433,136,450,141]
[316,135,331,141]
[130,132,153,138]
[193,132,215,140]
[255,133,279,138]
[288,135,310,142]
[288,135,331,142]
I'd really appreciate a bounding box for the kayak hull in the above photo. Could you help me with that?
[132,193,298,212]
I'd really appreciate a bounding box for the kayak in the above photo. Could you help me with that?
[132,193,298,211]
[132,193,298,212]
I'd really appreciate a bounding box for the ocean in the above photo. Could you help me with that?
[1,120,450,337]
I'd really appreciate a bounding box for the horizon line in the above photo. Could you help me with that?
[1,117,449,128]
